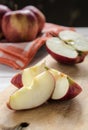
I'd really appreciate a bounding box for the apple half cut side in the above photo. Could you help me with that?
[11,61,46,88]
[46,37,79,64]
[46,30,88,64]
[49,68,82,100]
[7,71,55,110]
[59,30,88,53]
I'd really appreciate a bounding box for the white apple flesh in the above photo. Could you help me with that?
[22,61,46,87]
[2,9,38,42]
[7,71,55,110]
[59,30,88,52]
[52,75,69,100]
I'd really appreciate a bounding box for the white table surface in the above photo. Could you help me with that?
[0,27,88,92]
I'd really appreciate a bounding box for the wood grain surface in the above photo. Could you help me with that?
[0,55,88,130]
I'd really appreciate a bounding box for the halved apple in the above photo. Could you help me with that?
[49,68,82,100]
[11,61,46,88]
[7,71,55,110]
[46,30,88,64]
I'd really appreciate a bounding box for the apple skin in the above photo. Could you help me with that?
[11,73,23,88]
[0,4,11,39]
[46,46,86,64]
[59,77,82,101]
[2,9,39,42]
[23,5,46,33]
[7,102,13,110]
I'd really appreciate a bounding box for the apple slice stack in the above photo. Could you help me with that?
[46,30,88,64]
[7,62,82,110]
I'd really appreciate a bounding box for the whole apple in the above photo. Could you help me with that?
[2,9,39,42]
[23,5,46,33]
[0,4,11,39]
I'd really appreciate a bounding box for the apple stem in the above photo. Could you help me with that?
[44,66,49,70]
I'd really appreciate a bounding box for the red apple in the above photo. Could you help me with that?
[0,4,11,39]
[23,5,46,33]
[2,9,39,42]
[46,30,88,64]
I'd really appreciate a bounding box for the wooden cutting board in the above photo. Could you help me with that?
[0,55,88,130]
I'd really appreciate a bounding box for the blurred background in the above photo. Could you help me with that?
[0,0,88,27]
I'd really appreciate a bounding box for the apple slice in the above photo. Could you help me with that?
[7,71,55,110]
[46,37,86,64]
[11,61,46,88]
[22,61,46,87]
[49,68,82,100]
